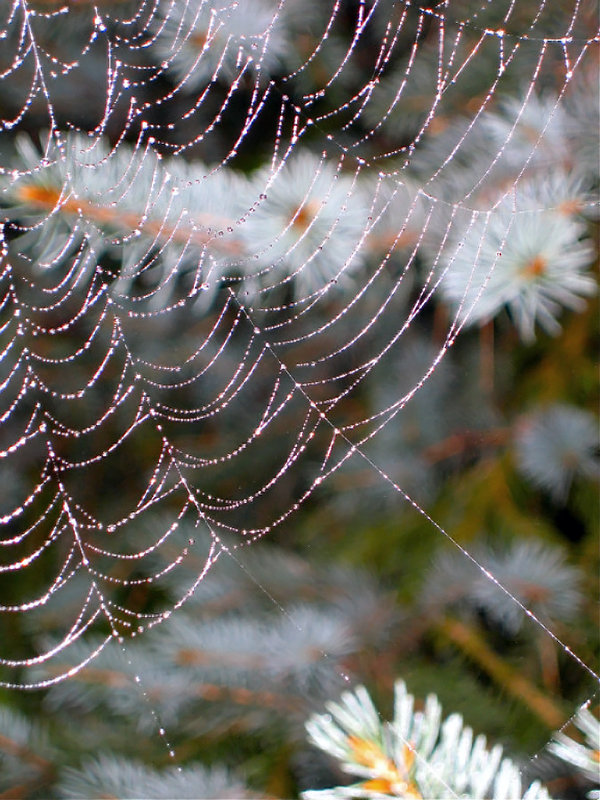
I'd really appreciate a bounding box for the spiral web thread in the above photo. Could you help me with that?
[0,0,598,782]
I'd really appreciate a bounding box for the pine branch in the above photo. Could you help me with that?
[0,709,57,798]
[15,183,244,256]
[0,732,52,772]
[303,680,553,799]
[549,705,600,794]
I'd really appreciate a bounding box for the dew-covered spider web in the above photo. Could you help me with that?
[0,0,598,788]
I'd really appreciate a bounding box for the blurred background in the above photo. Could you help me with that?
[0,0,598,797]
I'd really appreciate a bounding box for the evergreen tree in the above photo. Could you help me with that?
[0,0,598,797]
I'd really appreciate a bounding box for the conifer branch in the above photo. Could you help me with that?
[303,680,553,799]
[15,183,243,255]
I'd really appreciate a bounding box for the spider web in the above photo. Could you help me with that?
[0,0,598,782]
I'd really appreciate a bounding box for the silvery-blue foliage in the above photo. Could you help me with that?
[58,754,250,799]
[30,536,396,738]
[564,67,600,181]
[152,0,288,89]
[479,92,569,172]
[516,170,597,221]
[440,197,596,341]
[303,681,552,799]
[154,604,359,696]
[549,705,600,798]
[515,405,600,501]
[425,540,582,635]
[240,152,371,298]
[1,133,384,303]
[0,707,55,792]
[470,541,583,634]
[3,132,244,301]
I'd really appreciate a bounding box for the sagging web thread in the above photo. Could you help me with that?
[0,0,598,786]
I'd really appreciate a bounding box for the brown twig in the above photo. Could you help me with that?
[479,320,495,396]
[16,184,244,255]
[422,428,509,464]
[0,733,52,772]
[437,616,565,729]
[0,733,55,799]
